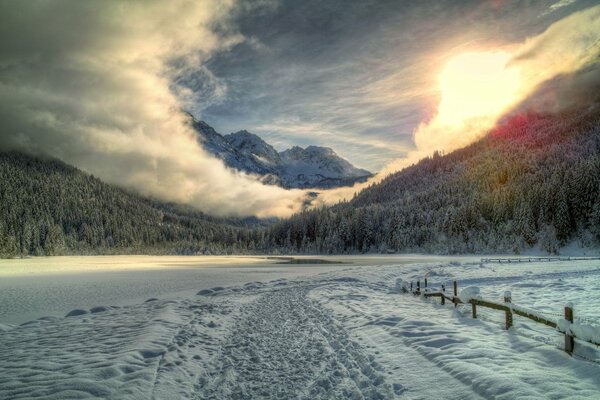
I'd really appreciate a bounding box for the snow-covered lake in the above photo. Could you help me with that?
[1,255,599,399]
[0,254,457,324]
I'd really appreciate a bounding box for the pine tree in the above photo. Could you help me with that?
[515,199,536,246]
[554,188,571,244]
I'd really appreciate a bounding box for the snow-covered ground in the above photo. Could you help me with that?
[0,255,453,324]
[1,256,599,399]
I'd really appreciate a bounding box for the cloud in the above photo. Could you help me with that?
[548,0,578,13]
[0,1,307,218]
[317,4,600,205]
[512,5,600,93]
[411,5,600,164]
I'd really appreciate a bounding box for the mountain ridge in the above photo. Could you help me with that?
[187,114,372,189]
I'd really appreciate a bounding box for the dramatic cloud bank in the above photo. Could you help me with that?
[0,1,307,218]
[317,4,600,205]
[1,2,598,218]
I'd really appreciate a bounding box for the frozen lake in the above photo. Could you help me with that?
[0,254,462,324]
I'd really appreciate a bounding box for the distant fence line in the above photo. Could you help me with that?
[480,256,600,264]
[401,278,600,356]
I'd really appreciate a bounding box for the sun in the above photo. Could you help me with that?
[436,51,521,126]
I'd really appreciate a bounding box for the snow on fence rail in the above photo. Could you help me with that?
[398,278,600,355]
[480,256,600,263]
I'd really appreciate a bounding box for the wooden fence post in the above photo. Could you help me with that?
[504,291,512,329]
[410,281,413,293]
[565,304,574,355]
[471,301,477,319]
[424,278,428,289]
[441,284,445,305]
[416,280,420,295]
[505,310,513,329]
[453,281,458,308]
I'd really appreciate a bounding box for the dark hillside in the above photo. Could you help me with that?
[0,152,264,257]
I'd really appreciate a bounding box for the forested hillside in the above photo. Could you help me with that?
[0,152,265,257]
[265,109,600,254]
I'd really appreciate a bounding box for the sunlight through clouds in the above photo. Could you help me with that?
[317,4,600,206]
[437,52,520,126]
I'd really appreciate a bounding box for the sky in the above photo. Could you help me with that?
[192,0,599,171]
[0,0,599,217]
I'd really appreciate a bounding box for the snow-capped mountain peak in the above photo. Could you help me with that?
[187,115,372,189]
[225,130,281,165]
[279,145,371,178]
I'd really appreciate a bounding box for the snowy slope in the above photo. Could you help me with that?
[187,115,372,188]
[279,145,372,188]
[1,256,600,399]
[224,130,281,166]
[189,117,274,177]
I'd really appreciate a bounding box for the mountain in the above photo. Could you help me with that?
[265,108,600,255]
[188,115,372,188]
[225,130,281,166]
[278,145,372,188]
[191,119,275,177]
[0,152,266,257]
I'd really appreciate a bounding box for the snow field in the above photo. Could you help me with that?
[0,256,354,324]
[0,258,599,399]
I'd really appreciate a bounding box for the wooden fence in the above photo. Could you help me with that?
[404,278,599,355]
[481,256,600,263]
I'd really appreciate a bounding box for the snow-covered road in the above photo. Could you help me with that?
[1,258,600,399]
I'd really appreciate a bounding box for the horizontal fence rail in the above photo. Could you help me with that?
[402,278,600,355]
[481,256,600,263]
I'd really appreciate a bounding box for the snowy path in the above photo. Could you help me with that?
[195,285,394,399]
[1,260,600,399]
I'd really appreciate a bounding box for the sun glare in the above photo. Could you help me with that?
[437,51,521,126]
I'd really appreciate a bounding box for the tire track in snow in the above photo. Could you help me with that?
[194,286,394,399]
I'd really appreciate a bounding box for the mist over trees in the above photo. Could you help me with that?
[264,110,600,255]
